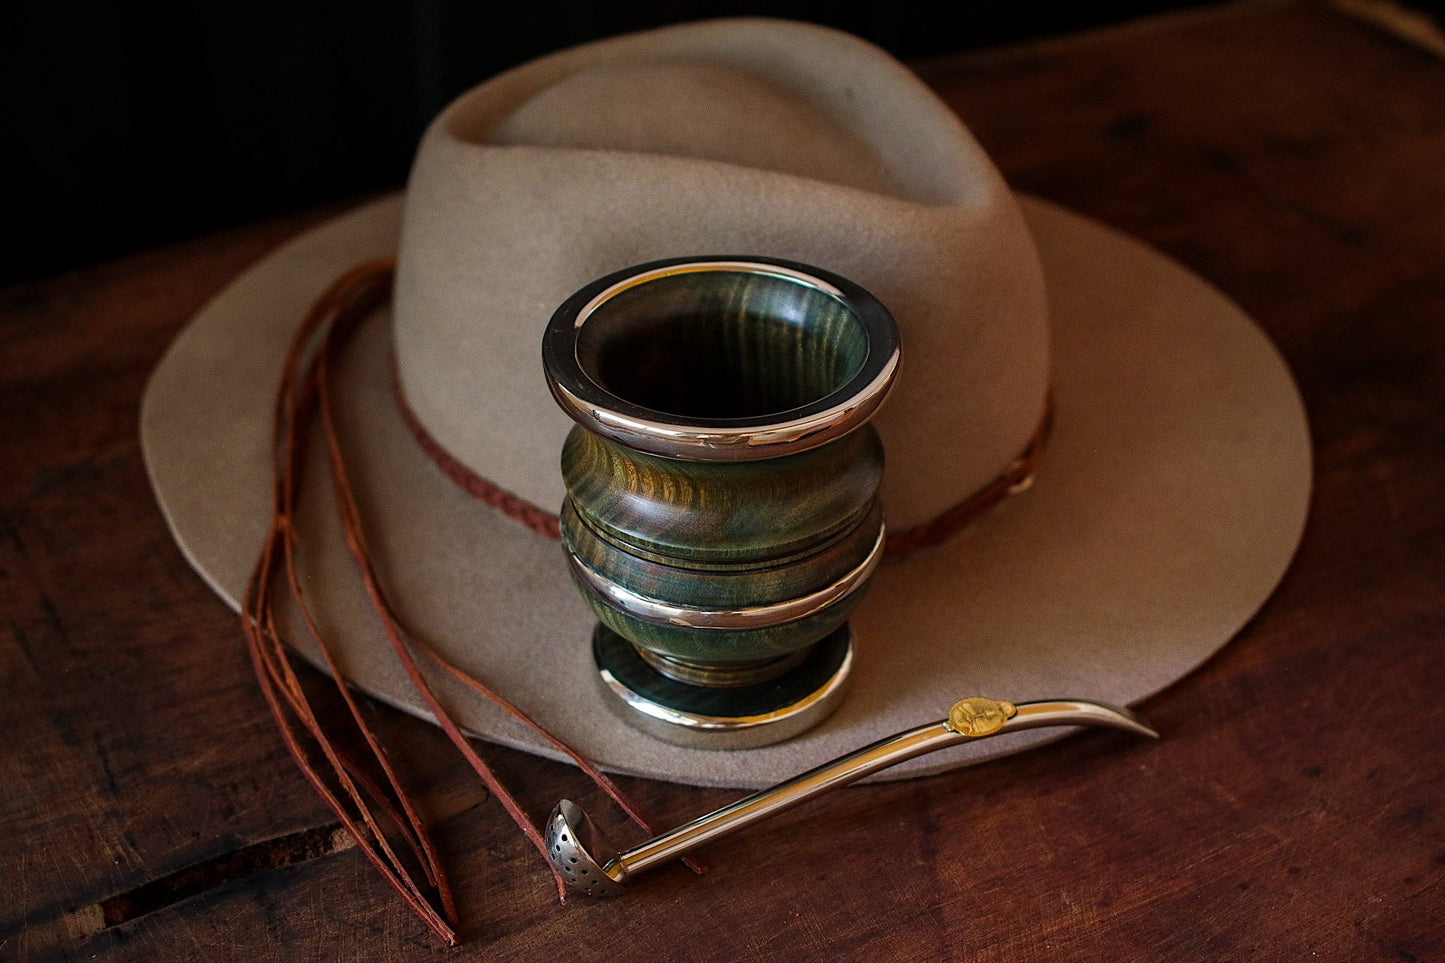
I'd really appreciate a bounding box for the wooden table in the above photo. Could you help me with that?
[5,4,1443,959]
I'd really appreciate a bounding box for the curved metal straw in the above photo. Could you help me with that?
[545,697,1156,896]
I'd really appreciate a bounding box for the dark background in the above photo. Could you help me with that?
[2,0,1438,284]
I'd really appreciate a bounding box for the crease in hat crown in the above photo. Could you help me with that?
[392,17,1052,536]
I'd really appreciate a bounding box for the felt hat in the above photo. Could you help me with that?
[141,18,1311,788]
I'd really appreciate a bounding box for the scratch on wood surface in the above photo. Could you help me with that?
[6,824,355,954]
[0,516,44,675]
[99,824,357,927]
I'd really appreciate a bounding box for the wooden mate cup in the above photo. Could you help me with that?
[543,257,900,748]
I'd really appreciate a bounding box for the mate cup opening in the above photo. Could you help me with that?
[544,258,899,461]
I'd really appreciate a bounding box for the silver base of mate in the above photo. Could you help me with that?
[591,623,854,750]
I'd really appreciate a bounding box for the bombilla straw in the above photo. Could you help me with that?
[545,697,1156,896]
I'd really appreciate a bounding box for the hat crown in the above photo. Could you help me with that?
[393,19,1051,530]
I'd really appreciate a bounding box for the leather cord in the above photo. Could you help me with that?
[243,256,699,946]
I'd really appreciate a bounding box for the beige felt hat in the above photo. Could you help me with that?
[141,18,1311,788]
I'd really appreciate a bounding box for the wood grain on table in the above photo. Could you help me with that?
[3,4,1443,960]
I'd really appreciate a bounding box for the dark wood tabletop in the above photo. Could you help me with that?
[5,4,1443,960]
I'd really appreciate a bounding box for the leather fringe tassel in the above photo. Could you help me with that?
[241,256,700,946]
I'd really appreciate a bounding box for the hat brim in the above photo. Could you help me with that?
[141,193,1310,788]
